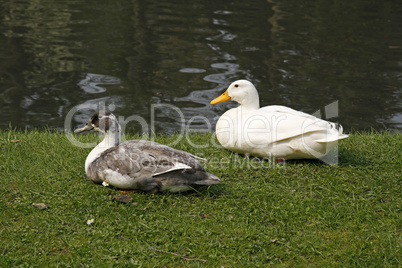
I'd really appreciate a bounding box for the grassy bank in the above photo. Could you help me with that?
[0,130,401,267]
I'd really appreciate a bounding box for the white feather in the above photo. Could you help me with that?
[152,162,192,176]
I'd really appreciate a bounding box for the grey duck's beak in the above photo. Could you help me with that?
[74,122,94,134]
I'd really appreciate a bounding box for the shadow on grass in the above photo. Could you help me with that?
[236,148,373,168]
[107,183,230,201]
[338,148,372,167]
[284,150,372,167]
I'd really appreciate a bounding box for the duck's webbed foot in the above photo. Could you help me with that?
[119,189,139,194]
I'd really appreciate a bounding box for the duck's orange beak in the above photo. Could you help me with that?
[210,90,231,105]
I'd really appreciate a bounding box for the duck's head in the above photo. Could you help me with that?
[210,80,259,108]
[74,111,120,134]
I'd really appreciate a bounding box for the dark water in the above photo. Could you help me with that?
[1,0,401,133]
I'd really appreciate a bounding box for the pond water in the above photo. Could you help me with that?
[1,0,401,134]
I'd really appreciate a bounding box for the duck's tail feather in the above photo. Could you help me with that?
[315,123,349,143]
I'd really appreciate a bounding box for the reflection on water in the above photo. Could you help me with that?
[0,0,401,133]
[78,73,121,94]
[179,68,206,74]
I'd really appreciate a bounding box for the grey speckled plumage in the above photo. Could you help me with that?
[75,111,220,193]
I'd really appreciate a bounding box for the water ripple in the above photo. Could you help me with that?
[78,73,121,94]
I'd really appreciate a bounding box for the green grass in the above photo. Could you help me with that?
[0,129,401,267]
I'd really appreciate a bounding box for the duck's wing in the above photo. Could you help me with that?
[87,140,219,192]
[128,139,207,162]
[260,105,321,121]
[122,140,220,189]
[253,105,348,143]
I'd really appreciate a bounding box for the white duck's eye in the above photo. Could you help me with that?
[234,84,239,88]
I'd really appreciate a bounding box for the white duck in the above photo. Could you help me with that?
[74,111,220,193]
[210,80,349,160]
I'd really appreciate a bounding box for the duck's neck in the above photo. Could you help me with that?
[239,92,260,113]
[98,128,121,149]
[85,126,121,173]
